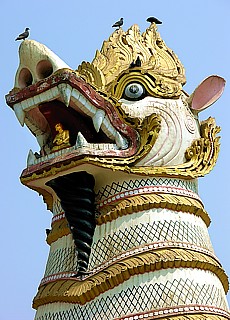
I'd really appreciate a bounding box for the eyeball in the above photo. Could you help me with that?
[124,83,145,100]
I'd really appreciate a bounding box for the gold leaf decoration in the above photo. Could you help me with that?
[126,117,220,178]
[77,61,105,89]
[46,218,70,245]
[183,117,221,175]
[97,193,210,226]
[77,24,185,98]
[33,247,228,308]
[45,192,209,245]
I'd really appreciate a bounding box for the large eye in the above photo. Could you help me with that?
[123,83,145,100]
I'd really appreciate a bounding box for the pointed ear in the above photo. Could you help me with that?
[188,75,226,112]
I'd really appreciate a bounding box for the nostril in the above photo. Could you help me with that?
[18,68,33,88]
[36,60,53,79]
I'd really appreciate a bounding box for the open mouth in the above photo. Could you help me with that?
[6,70,139,172]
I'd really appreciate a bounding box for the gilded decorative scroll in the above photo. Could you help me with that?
[46,192,209,246]
[46,219,70,245]
[129,117,220,177]
[97,193,210,226]
[77,24,185,98]
[33,248,228,308]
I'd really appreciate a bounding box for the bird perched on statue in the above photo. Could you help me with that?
[46,229,51,236]
[15,27,30,41]
[112,18,123,29]
[130,56,142,68]
[146,17,162,24]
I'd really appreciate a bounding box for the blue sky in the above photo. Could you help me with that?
[1,0,230,319]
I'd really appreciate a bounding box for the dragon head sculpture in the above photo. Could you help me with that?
[6,22,230,319]
[6,23,225,208]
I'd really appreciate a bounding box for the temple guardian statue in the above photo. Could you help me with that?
[6,20,229,319]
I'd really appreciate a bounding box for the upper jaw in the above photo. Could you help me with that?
[6,69,139,172]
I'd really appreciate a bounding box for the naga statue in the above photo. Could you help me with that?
[6,21,230,320]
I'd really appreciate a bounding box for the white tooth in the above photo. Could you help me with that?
[85,101,96,114]
[36,134,45,148]
[50,86,59,98]
[14,103,25,126]
[39,92,48,103]
[33,94,42,105]
[79,100,96,117]
[75,132,88,148]
[72,89,96,117]
[101,115,117,140]
[27,149,36,166]
[58,84,72,107]
[40,89,54,102]
[20,99,29,110]
[78,94,87,105]
[26,97,40,110]
[72,89,80,101]
[92,110,105,132]
[115,132,128,150]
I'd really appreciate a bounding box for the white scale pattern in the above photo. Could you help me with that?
[89,209,213,269]
[44,207,213,277]
[35,269,228,320]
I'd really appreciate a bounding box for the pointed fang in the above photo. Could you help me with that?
[36,134,45,148]
[92,110,105,133]
[115,132,128,150]
[58,84,72,107]
[14,104,25,126]
[75,132,88,148]
[27,149,36,166]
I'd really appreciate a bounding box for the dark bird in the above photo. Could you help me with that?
[130,61,135,68]
[135,56,141,67]
[112,18,123,29]
[130,56,142,68]
[15,27,30,41]
[146,17,162,24]
[45,229,51,236]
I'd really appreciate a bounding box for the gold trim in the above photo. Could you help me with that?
[97,193,210,226]
[126,117,221,177]
[111,70,183,100]
[46,193,209,245]
[77,61,105,89]
[78,24,185,98]
[33,248,228,308]
[46,218,70,245]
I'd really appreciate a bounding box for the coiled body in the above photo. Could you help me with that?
[47,171,95,275]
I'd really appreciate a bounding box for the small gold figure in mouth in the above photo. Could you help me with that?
[52,123,71,152]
